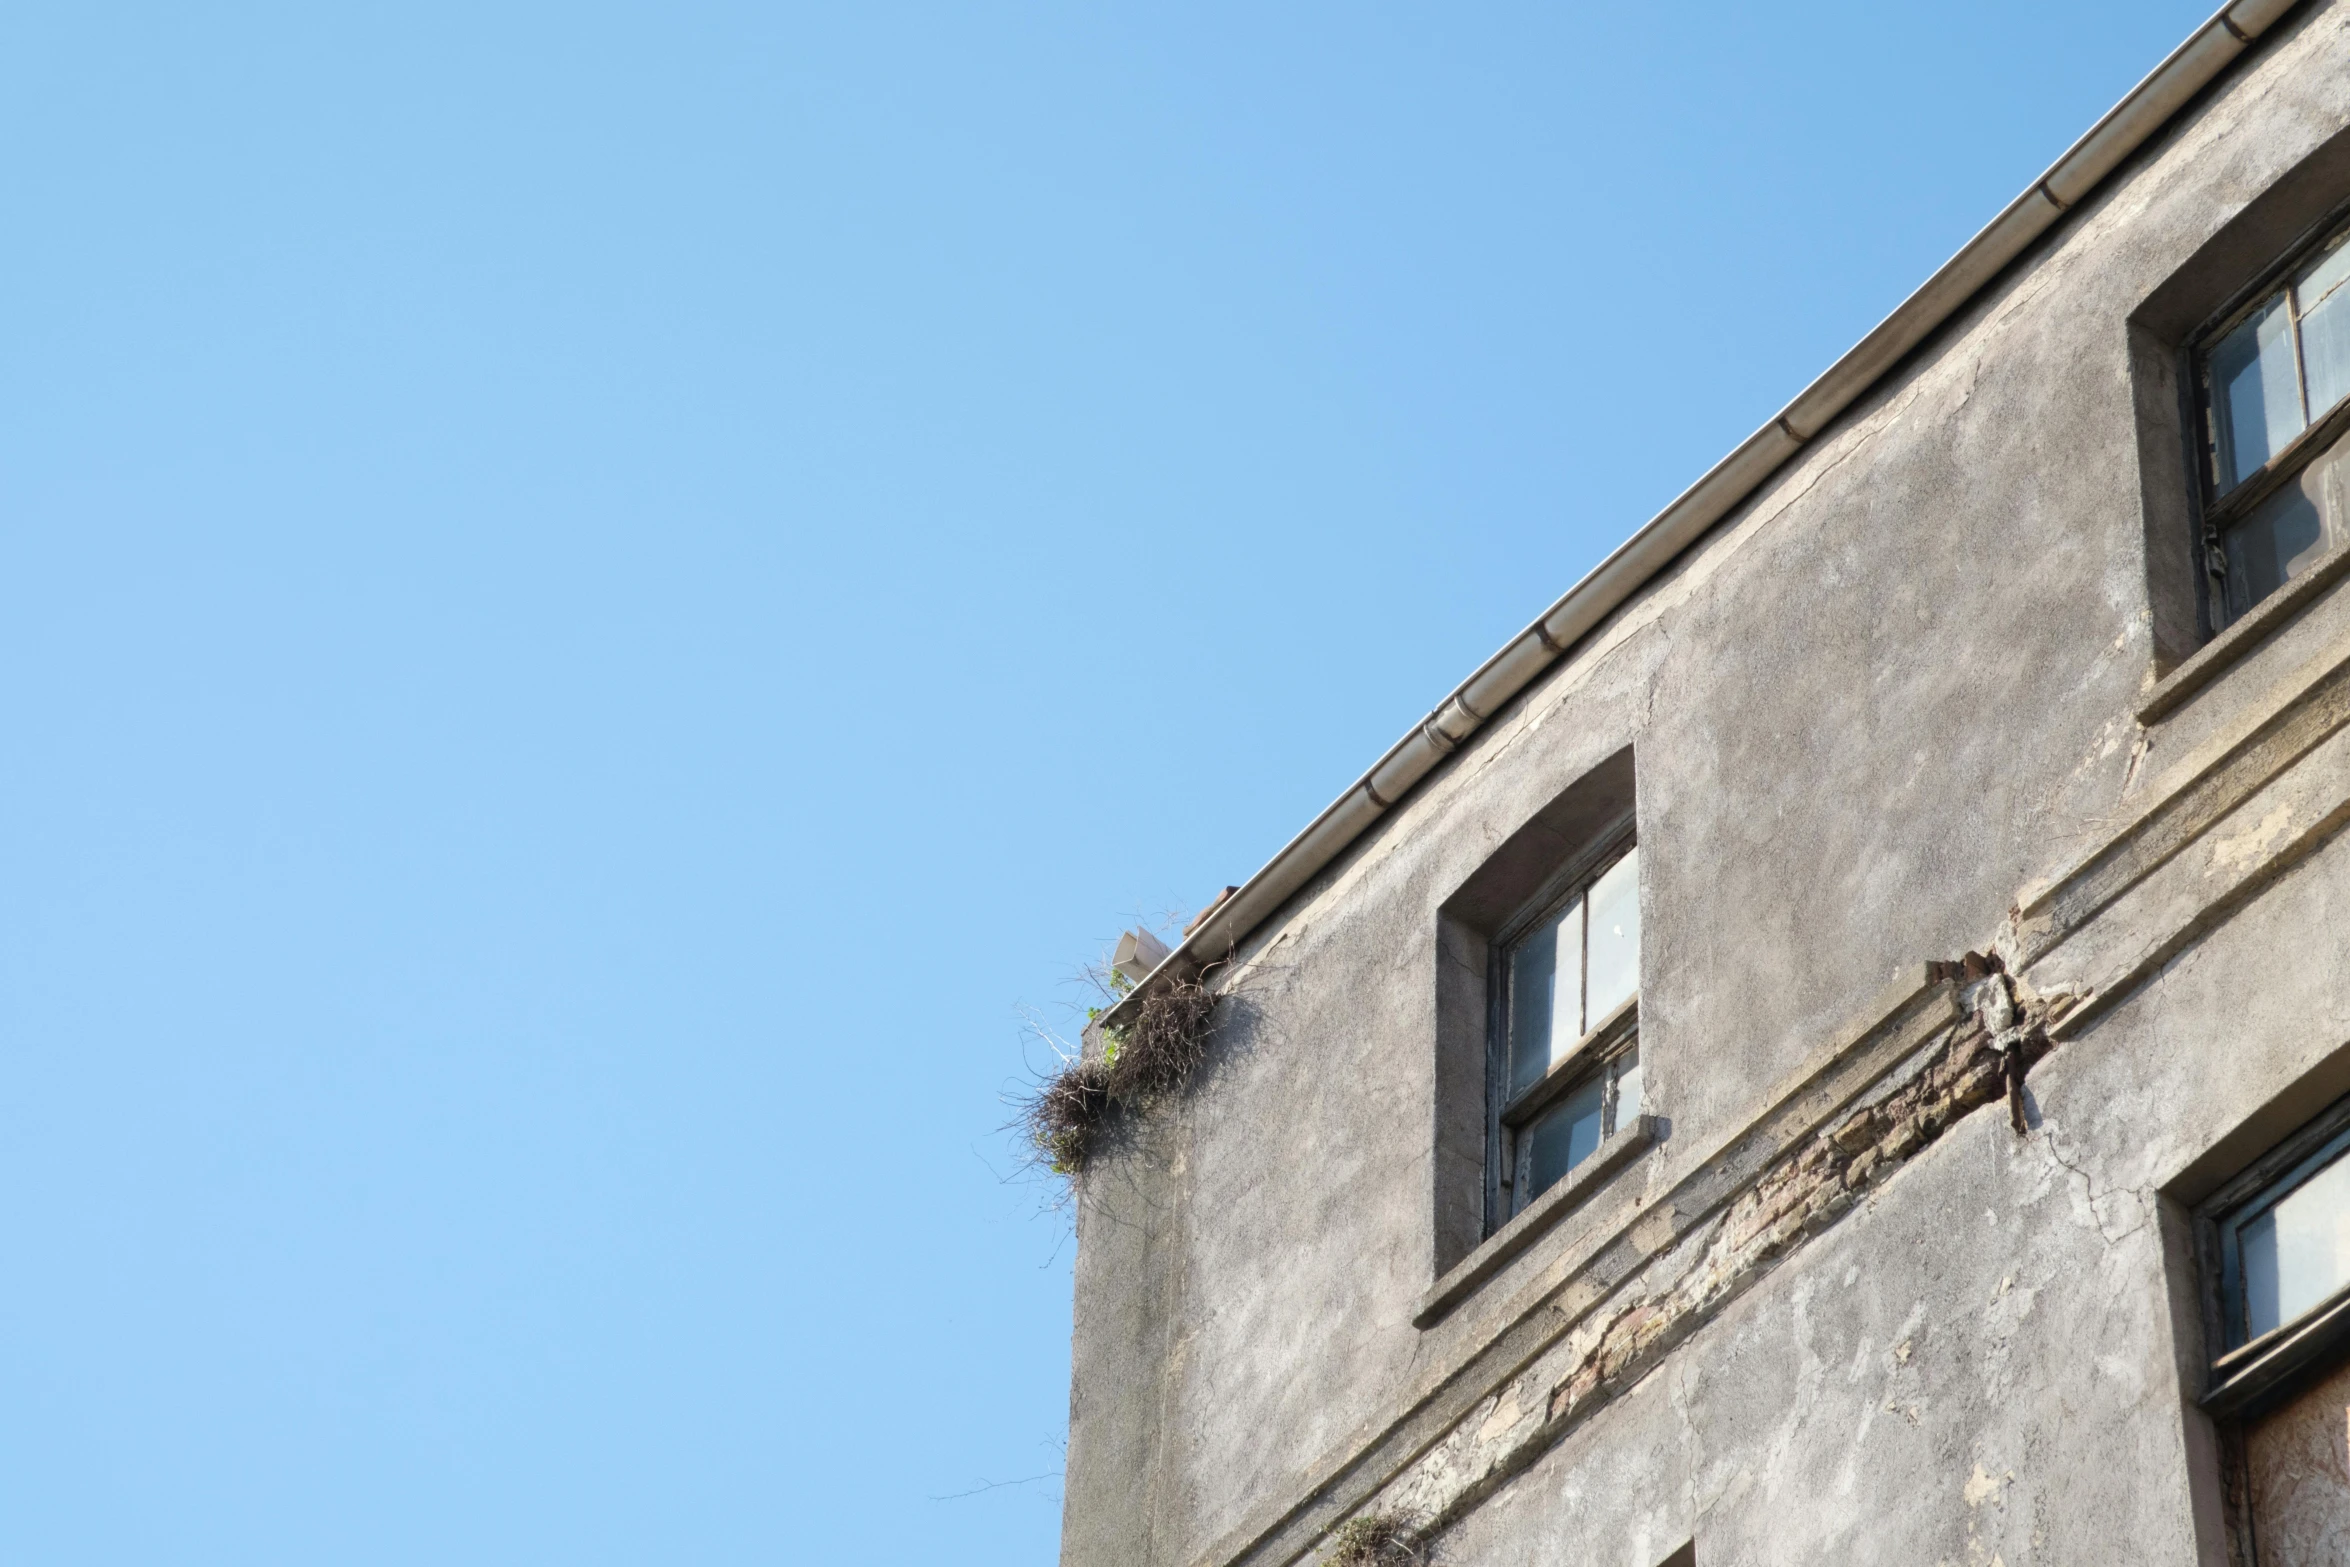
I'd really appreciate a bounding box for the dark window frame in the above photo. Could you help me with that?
[2191,200,2350,632]
[2189,1087,2350,1564]
[1484,815,1639,1231]
[2195,1088,2350,1419]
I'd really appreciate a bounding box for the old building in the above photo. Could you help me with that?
[1061,4,2350,1562]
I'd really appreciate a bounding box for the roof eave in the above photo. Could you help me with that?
[1098,0,2303,1034]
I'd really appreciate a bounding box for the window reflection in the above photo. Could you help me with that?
[1513,1047,1641,1208]
[2214,298,2305,490]
[2240,1150,2350,1341]
[1522,1077,1604,1199]
[1585,847,1641,1027]
[2298,234,2350,416]
[2222,449,2337,620]
[1507,908,1566,1097]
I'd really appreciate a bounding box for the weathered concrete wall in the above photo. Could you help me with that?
[1426,752,2350,1566]
[1062,6,2350,1563]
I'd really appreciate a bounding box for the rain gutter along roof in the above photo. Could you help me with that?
[1098,0,2304,1033]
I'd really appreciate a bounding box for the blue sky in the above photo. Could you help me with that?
[0,3,2218,1562]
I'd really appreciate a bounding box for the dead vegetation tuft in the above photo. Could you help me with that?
[1327,1511,1428,1567]
[1106,973,1216,1099]
[1018,972,1219,1180]
[1022,1056,1116,1177]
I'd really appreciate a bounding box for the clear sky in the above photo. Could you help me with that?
[0,2,2222,1562]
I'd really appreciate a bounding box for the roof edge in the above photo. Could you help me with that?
[1099,0,2302,1034]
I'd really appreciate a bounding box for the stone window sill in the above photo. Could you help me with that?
[1412,1114,1658,1330]
[2139,542,2350,725]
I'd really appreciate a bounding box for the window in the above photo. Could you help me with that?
[2197,215,2350,626]
[1431,747,1639,1280]
[2215,1125,2350,1354]
[1493,834,1641,1221]
[2196,1094,2350,1562]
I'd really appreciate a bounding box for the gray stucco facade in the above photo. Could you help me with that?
[1061,6,2350,1563]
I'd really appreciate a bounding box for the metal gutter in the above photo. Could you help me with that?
[1098,0,2305,1033]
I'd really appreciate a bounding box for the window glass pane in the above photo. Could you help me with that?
[2300,231,2350,315]
[2240,1148,2350,1340]
[1520,1076,1605,1205]
[1507,900,1577,1095]
[2212,296,2306,492]
[2300,236,2350,418]
[1506,916,1556,1096]
[2223,438,2346,619]
[1584,846,1640,1029]
[1613,1047,1642,1127]
[1547,898,1582,1070]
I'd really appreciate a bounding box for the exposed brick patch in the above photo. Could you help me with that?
[1545,985,2047,1428]
[1332,973,2068,1558]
